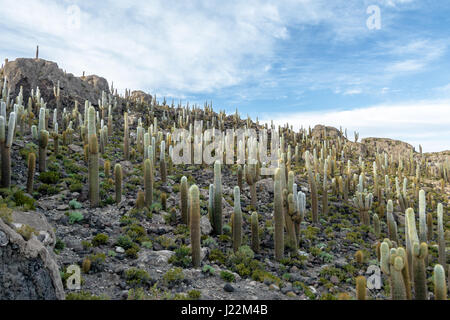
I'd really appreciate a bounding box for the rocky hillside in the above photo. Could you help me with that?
[0,57,448,301]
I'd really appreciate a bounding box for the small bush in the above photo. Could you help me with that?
[125,268,150,287]
[220,270,235,283]
[69,211,84,224]
[92,233,109,246]
[38,171,60,184]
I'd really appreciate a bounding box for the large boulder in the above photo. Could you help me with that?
[1,58,109,109]
[0,217,65,300]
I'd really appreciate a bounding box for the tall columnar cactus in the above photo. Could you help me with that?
[0,112,16,188]
[386,200,398,244]
[274,168,284,261]
[433,264,447,300]
[104,160,111,178]
[212,160,223,235]
[286,192,297,251]
[437,203,446,268]
[237,164,243,191]
[305,151,318,223]
[180,176,189,225]
[87,107,99,207]
[136,190,145,210]
[26,152,36,193]
[373,213,380,238]
[160,140,167,183]
[144,158,153,207]
[38,129,49,172]
[356,276,366,300]
[245,163,258,208]
[232,186,242,252]
[189,185,201,268]
[251,211,259,253]
[322,158,328,215]
[405,208,419,282]
[114,163,122,204]
[412,242,428,300]
[418,189,427,243]
[123,112,129,160]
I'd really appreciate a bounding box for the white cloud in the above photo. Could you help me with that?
[0,0,421,97]
[261,100,450,152]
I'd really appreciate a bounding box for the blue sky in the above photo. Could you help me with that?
[0,0,449,151]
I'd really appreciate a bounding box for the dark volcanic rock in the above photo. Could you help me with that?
[0,218,65,300]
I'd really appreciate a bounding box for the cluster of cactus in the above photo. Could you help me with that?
[353,189,373,226]
[380,240,411,300]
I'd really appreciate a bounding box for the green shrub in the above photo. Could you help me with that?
[69,199,82,209]
[163,267,184,286]
[92,233,109,246]
[125,268,150,287]
[68,211,84,224]
[187,290,201,300]
[220,270,235,282]
[38,171,60,184]
[168,245,191,268]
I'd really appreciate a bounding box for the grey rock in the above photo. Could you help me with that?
[11,210,56,249]
[0,218,65,300]
[200,215,212,235]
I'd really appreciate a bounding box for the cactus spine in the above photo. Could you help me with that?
[232,186,242,252]
[114,163,122,204]
[189,185,201,267]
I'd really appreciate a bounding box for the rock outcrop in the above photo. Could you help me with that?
[0,58,109,109]
[361,137,415,156]
[0,216,65,300]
